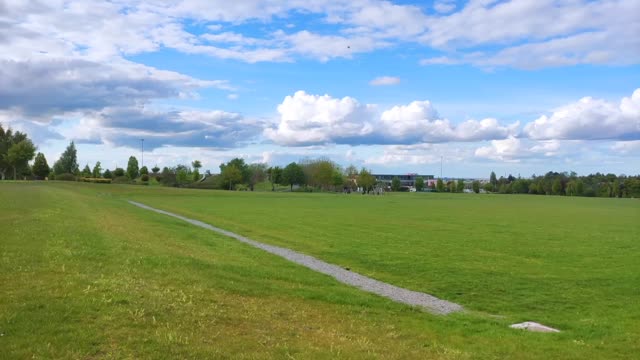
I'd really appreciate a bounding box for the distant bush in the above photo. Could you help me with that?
[112,176,130,184]
[113,168,125,177]
[56,173,76,181]
[141,174,149,182]
[80,177,112,184]
[235,184,248,191]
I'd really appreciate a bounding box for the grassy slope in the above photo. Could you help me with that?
[1,182,638,358]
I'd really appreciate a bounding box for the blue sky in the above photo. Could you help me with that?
[1,0,639,178]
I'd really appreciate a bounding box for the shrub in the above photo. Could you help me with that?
[235,184,248,191]
[112,176,130,184]
[113,168,125,177]
[141,174,149,182]
[80,177,112,184]
[56,173,76,181]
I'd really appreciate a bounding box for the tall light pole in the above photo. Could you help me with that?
[440,156,443,180]
[140,139,144,168]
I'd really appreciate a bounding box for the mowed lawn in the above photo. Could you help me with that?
[1,182,639,359]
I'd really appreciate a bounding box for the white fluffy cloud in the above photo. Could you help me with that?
[523,89,640,140]
[474,137,577,162]
[264,91,376,146]
[369,76,401,86]
[266,92,519,146]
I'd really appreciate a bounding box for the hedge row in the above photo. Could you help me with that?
[80,177,112,184]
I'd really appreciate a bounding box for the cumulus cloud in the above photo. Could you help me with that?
[65,106,266,150]
[523,89,640,141]
[264,91,376,146]
[474,137,579,162]
[266,92,519,146]
[0,58,224,119]
[369,76,401,86]
[365,143,467,166]
[611,140,640,155]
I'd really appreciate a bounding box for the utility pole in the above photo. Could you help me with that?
[140,139,144,168]
[440,156,443,180]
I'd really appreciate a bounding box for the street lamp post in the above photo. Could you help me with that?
[140,139,144,168]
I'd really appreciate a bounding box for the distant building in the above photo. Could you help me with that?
[373,173,435,188]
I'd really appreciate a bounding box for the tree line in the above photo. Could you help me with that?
[1,124,638,197]
[483,171,640,198]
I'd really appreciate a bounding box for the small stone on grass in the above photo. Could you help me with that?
[510,322,560,333]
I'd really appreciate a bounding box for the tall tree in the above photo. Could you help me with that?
[103,169,113,179]
[127,156,139,179]
[457,179,465,192]
[490,171,497,191]
[220,158,250,184]
[472,180,480,194]
[6,139,36,180]
[139,166,149,175]
[53,141,79,175]
[0,125,28,180]
[391,176,401,191]
[81,164,91,177]
[92,162,102,178]
[32,152,50,179]
[415,177,425,191]
[267,166,283,191]
[436,178,444,192]
[282,162,305,191]
[247,163,267,191]
[220,165,242,190]
[357,168,376,193]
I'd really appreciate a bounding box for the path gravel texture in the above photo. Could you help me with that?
[128,200,464,315]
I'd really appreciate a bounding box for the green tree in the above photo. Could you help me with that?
[176,168,188,185]
[552,178,563,195]
[483,182,493,193]
[357,168,376,193]
[32,152,50,179]
[332,170,345,191]
[113,168,125,177]
[81,164,91,177]
[391,176,401,191]
[103,169,113,179]
[127,156,139,179]
[282,162,305,191]
[221,165,242,190]
[220,158,250,184]
[152,165,160,174]
[457,179,465,192]
[268,166,283,191]
[6,139,36,180]
[247,163,267,191]
[140,166,149,175]
[490,171,497,191]
[53,141,79,175]
[92,162,102,178]
[415,177,425,191]
[448,181,456,193]
[436,178,444,192]
[0,125,28,180]
[472,180,480,193]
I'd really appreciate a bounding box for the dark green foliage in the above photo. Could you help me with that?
[81,164,91,177]
[56,173,76,181]
[436,178,444,192]
[267,166,283,190]
[282,162,306,191]
[220,158,250,184]
[456,179,465,192]
[79,177,111,184]
[32,152,50,179]
[357,168,375,193]
[141,174,149,182]
[112,176,130,184]
[391,176,401,191]
[220,165,242,190]
[415,177,424,191]
[126,156,139,179]
[151,166,160,174]
[7,139,36,180]
[472,181,480,193]
[103,169,113,179]
[0,124,28,180]
[53,141,79,175]
[140,166,149,175]
[92,162,102,178]
[113,168,125,177]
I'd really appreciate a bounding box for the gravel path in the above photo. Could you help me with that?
[128,200,464,315]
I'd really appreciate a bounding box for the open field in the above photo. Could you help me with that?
[1,182,639,359]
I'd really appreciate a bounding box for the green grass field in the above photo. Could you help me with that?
[1,182,638,359]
